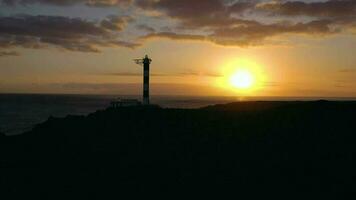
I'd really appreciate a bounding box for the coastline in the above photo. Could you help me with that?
[1,100,355,194]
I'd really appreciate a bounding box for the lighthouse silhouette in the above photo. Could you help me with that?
[134,55,152,105]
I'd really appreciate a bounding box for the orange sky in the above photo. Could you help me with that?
[0,0,356,97]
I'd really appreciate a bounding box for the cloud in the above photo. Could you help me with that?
[0,15,139,53]
[100,15,134,31]
[228,1,257,14]
[86,0,132,7]
[136,0,355,47]
[257,0,356,17]
[338,68,356,73]
[141,32,207,41]
[334,79,356,89]
[177,72,222,77]
[141,19,338,47]
[56,82,221,95]
[105,71,221,77]
[136,24,155,32]
[106,40,140,49]
[0,51,19,57]
[104,72,168,76]
[135,0,255,28]
[136,0,227,19]
[263,81,279,87]
[0,0,132,7]
[210,19,337,46]
[1,0,355,51]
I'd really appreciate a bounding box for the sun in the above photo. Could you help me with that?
[215,58,266,94]
[229,69,254,89]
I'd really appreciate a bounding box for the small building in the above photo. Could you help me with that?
[110,98,142,108]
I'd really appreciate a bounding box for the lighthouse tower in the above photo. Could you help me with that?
[134,55,152,105]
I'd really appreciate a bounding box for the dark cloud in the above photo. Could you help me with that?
[136,0,226,18]
[100,15,134,31]
[135,0,356,31]
[0,0,132,7]
[136,0,355,47]
[228,0,258,14]
[257,0,356,17]
[141,32,206,41]
[1,0,355,50]
[136,0,255,28]
[106,40,140,49]
[0,15,139,53]
[86,0,132,7]
[141,19,337,47]
[0,15,107,37]
[136,24,155,32]
[210,19,337,46]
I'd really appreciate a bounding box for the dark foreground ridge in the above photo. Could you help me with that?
[1,101,355,196]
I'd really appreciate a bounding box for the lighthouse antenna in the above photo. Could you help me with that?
[133,59,143,65]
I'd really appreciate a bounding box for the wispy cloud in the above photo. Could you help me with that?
[334,79,356,88]
[0,51,19,57]
[263,81,280,87]
[136,24,155,32]
[177,72,222,77]
[47,82,221,95]
[104,72,169,76]
[104,71,222,77]
[338,69,356,73]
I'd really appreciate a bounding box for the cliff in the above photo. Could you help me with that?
[1,101,355,197]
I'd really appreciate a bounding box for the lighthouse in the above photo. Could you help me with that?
[134,55,152,105]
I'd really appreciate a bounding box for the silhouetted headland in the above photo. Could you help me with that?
[1,101,355,196]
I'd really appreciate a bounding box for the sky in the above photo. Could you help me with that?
[0,0,355,97]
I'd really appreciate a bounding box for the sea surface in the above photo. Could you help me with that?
[1,94,355,135]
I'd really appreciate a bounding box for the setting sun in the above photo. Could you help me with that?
[229,70,254,89]
[216,58,266,95]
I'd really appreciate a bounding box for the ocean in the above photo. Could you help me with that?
[1,94,355,135]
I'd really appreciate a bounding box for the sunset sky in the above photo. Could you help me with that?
[0,0,355,97]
